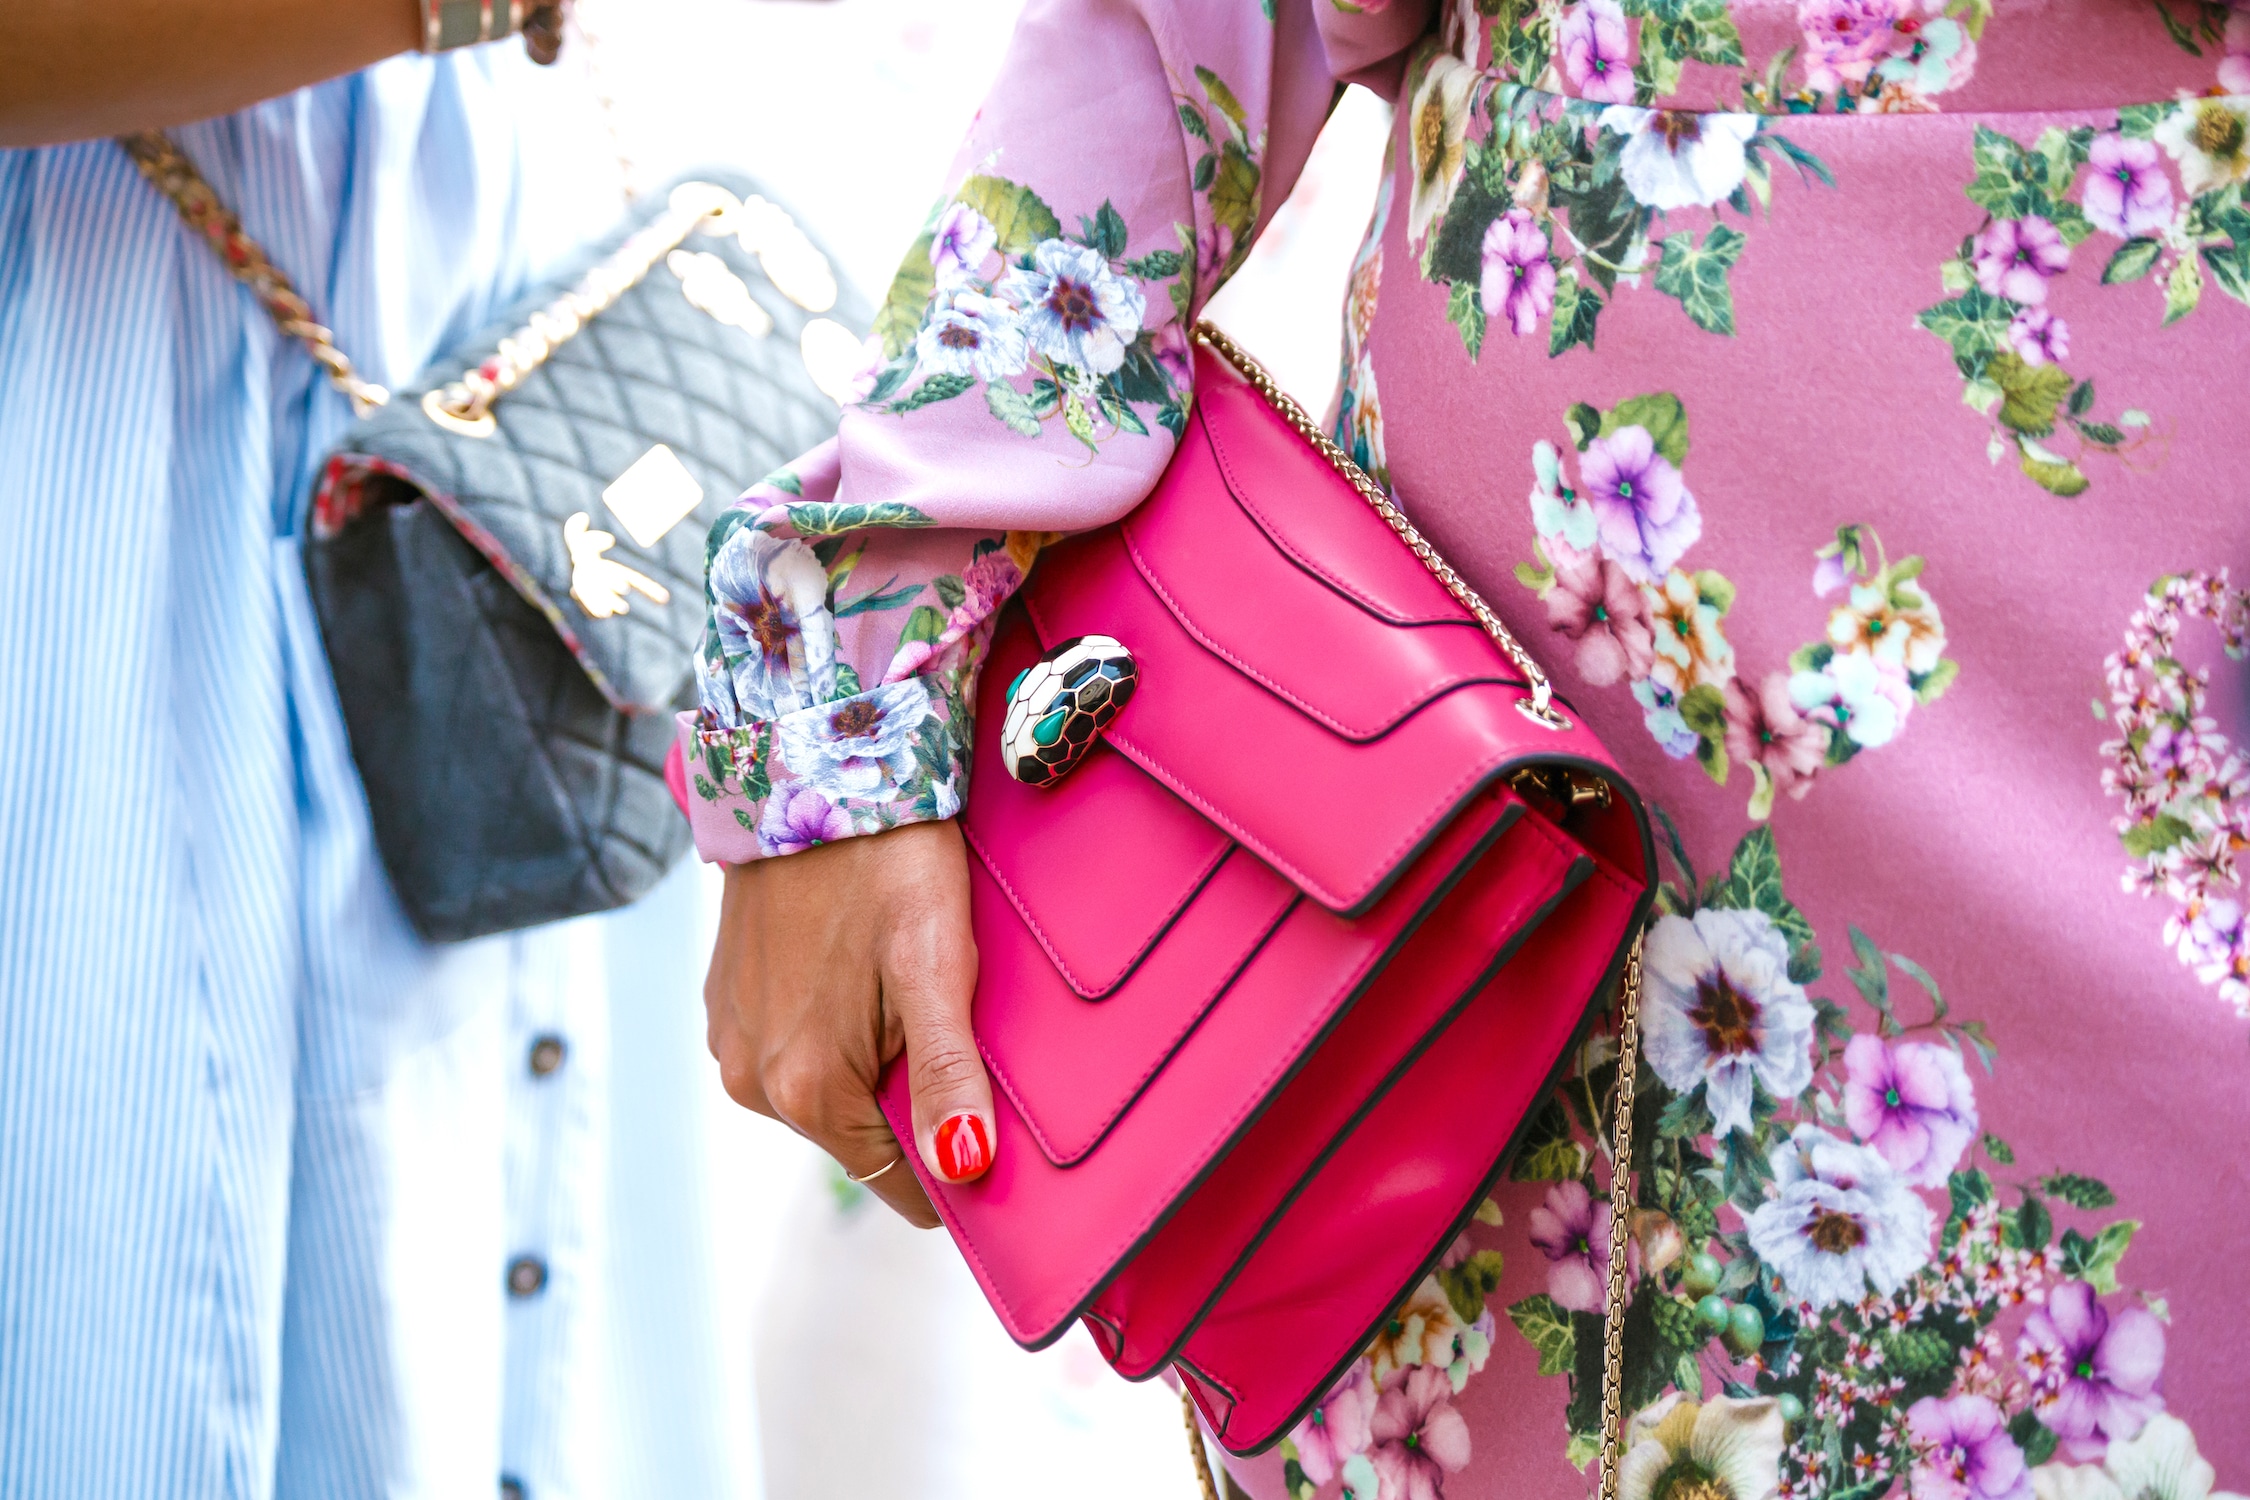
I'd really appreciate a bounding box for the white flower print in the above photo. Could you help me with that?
[997,239,1146,377]
[1788,650,1911,750]
[914,289,1031,382]
[1746,1125,1934,1310]
[773,676,934,805]
[2031,1415,2249,1500]
[1616,1394,1787,1500]
[1643,908,1817,1138]
[1599,107,1761,212]
[709,525,838,724]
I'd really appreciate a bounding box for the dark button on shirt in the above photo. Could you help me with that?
[527,1034,567,1078]
[506,1255,548,1299]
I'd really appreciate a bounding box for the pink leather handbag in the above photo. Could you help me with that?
[877,325,1655,1458]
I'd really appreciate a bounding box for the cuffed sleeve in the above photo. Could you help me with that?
[687,0,1426,864]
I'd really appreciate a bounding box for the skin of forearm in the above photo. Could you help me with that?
[1,0,421,149]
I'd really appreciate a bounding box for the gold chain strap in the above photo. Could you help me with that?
[1190,323,1567,730]
[118,130,391,415]
[1598,936,1645,1500]
[120,129,747,437]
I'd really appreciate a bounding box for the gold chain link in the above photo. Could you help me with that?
[1598,936,1645,1500]
[118,131,391,416]
[1191,323,1567,730]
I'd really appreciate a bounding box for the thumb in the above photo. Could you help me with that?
[882,889,992,1186]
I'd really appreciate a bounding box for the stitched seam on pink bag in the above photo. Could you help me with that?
[962,812,1232,1000]
[977,881,1300,1166]
[1198,391,1470,628]
[1119,519,1510,741]
[927,807,1586,1337]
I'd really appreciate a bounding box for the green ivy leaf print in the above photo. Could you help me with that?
[1447,280,1487,360]
[784,501,934,536]
[2012,1411,2061,1467]
[2060,1220,2140,1293]
[955,174,1063,256]
[1916,287,2014,369]
[1509,1099,1586,1182]
[1547,274,1602,357]
[1655,225,1746,336]
[1713,827,1815,952]
[1506,1293,1577,1377]
[1207,142,1261,252]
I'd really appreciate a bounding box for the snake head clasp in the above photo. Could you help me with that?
[1000,635,1138,787]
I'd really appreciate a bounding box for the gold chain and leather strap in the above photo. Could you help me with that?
[1180,327,1645,1500]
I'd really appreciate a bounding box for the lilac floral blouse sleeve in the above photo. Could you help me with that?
[680,0,1430,863]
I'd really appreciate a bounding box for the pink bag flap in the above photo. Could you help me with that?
[1020,342,1622,919]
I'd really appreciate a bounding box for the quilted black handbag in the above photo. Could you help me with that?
[122,135,863,940]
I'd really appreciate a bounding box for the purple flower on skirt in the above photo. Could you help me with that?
[2007,306,2070,367]
[1841,1035,1978,1188]
[2082,133,2176,239]
[1480,209,1557,336]
[1560,0,1638,104]
[1581,425,1701,584]
[1972,216,2070,305]
[1529,1179,1638,1312]
[1288,1364,1377,1487]
[2018,1280,2166,1460]
[1904,1394,2031,1500]
[757,783,853,857]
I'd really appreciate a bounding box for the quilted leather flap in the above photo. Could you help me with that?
[1024,346,1625,916]
[320,168,861,716]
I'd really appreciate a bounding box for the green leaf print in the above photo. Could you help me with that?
[1507,1294,1577,1377]
[1081,200,1129,260]
[899,604,947,648]
[1602,393,1690,467]
[872,229,938,360]
[1986,353,2071,436]
[1447,279,1488,360]
[984,381,1043,438]
[2011,1411,2061,1467]
[1712,827,1816,953]
[2039,1172,2118,1209]
[1655,225,1745,336]
[955,174,1063,256]
[2205,235,2250,307]
[1510,1098,1587,1181]
[2013,1192,2053,1251]
[2116,102,2168,139]
[2164,254,2205,324]
[1916,288,2014,368]
[1437,1249,1507,1324]
[784,501,934,536]
[885,372,976,416]
[1207,141,1262,259]
[2017,441,2091,498]
[2102,236,2163,284]
[1548,274,1602,357]
[1176,100,1211,144]
[1195,65,1249,134]
[2060,1221,2140,1293]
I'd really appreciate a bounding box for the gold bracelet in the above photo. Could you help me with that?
[421,0,526,53]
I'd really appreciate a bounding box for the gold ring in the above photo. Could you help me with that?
[846,1156,902,1185]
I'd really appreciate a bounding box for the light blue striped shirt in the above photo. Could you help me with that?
[0,51,754,1500]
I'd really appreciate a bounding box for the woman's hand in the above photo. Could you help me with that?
[704,819,992,1228]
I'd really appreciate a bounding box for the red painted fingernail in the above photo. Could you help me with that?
[934,1112,992,1181]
